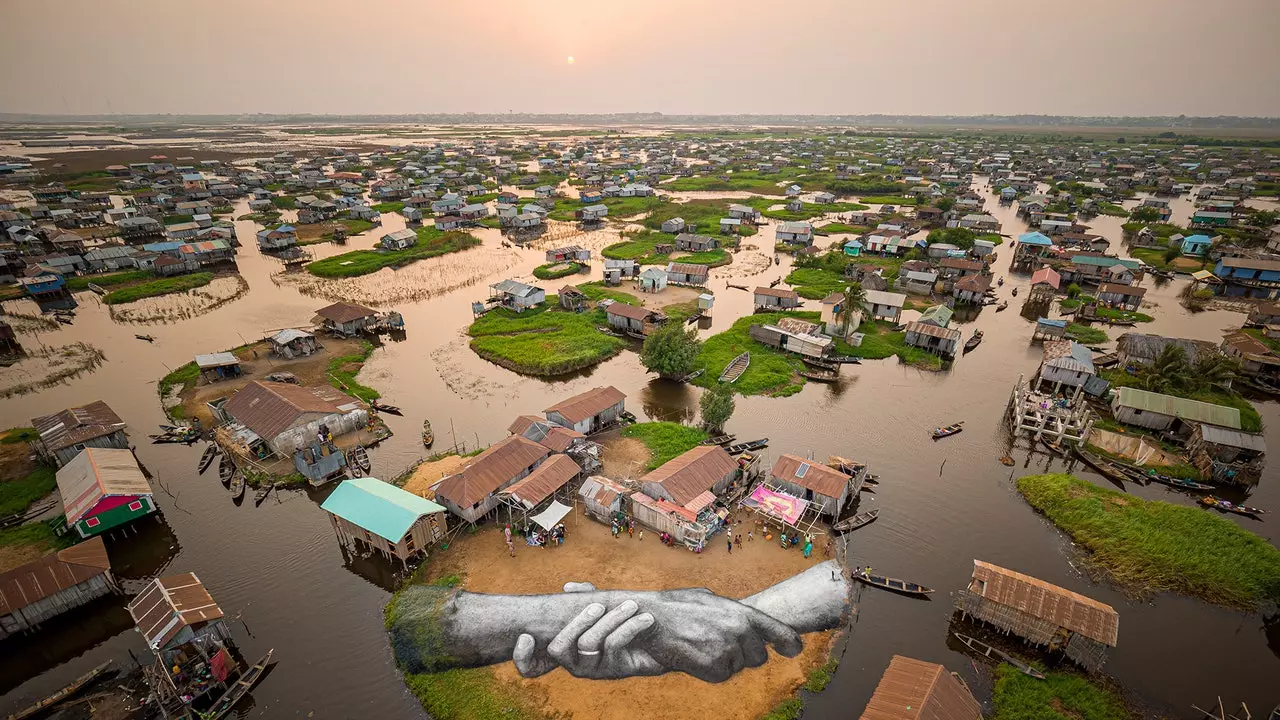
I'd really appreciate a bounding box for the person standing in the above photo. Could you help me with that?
[726,536,733,554]
[734,534,742,550]
[803,538,813,558]
[748,529,753,542]
[638,528,644,542]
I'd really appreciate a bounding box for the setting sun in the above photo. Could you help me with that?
[566,55,574,64]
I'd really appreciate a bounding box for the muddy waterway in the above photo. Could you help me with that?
[1,174,1277,718]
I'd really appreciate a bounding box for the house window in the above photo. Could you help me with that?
[128,500,143,512]
[405,535,415,552]
[85,517,101,528]
[1132,409,1142,415]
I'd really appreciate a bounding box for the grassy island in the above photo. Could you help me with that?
[306,227,480,278]
[992,664,1129,720]
[467,295,626,376]
[1017,473,1280,608]
[532,261,586,280]
[102,272,215,305]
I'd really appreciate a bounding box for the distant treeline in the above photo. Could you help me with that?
[0,112,1277,129]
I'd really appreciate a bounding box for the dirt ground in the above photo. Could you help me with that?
[401,454,467,498]
[605,282,703,308]
[597,437,652,480]
[424,511,838,720]
[174,334,368,428]
[0,431,37,484]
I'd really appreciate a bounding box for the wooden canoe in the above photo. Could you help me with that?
[371,400,403,416]
[352,445,372,473]
[422,419,434,447]
[218,455,235,486]
[254,484,274,506]
[198,444,219,474]
[963,330,983,354]
[8,660,112,720]
[931,422,964,440]
[204,649,274,720]
[832,508,879,534]
[799,367,840,382]
[229,471,245,500]
[953,633,1045,680]
[719,351,750,383]
[853,570,933,597]
[1073,447,1134,485]
[702,434,735,446]
[724,438,768,455]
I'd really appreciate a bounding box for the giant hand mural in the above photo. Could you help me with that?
[388,560,851,682]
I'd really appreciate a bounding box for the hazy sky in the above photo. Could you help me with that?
[3,0,1279,117]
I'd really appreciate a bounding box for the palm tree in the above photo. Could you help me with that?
[1139,345,1191,394]
[837,282,867,338]
[1193,353,1239,393]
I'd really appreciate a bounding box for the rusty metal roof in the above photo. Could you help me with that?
[436,436,550,508]
[642,445,737,507]
[771,454,849,499]
[224,381,348,441]
[860,655,981,720]
[604,302,656,322]
[544,386,626,425]
[502,454,581,508]
[56,447,152,525]
[127,572,224,650]
[32,400,126,453]
[0,536,111,615]
[314,301,377,324]
[754,287,799,299]
[970,560,1119,646]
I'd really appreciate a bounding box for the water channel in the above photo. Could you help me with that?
[1,169,1277,718]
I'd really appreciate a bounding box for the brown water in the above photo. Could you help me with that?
[1,179,1277,718]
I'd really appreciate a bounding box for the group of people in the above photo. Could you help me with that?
[611,517,641,540]
[505,523,567,555]
[779,531,815,558]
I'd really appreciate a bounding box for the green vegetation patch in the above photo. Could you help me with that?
[622,422,709,470]
[328,339,380,402]
[1064,324,1109,344]
[67,270,152,291]
[403,668,555,720]
[1095,202,1128,217]
[817,223,873,235]
[468,296,626,376]
[603,230,731,267]
[992,664,1129,720]
[271,195,297,210]
[0,465,55,517]
[532,262,585,280]
[373,201,405,213]
[853,320,943,370]
[1016,473,1280,608]
[0,521,73,557]
[785,268,849,300]
[664,172,787,194]
[692,312,812,396]
[857,195,916,205]
[102,272,215,305]
[307,228,480,278]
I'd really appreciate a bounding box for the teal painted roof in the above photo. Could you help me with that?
[320,477,445,542]
[1018,231,1054,246]
[1071,255,1141,270]
[1114,387,1241,429]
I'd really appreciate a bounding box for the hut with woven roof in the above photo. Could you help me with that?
[954,560,1119,671]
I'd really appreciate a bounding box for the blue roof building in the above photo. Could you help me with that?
[1018,231,1055,247]
[1181,234,1213,257]
[320,477,446,565]
[843,239,863,257]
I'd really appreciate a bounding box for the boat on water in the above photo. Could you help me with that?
[963,330,983,354]
[1011,287,1018,297]
[8,660,113,720]
[719,351,750,383]
[197,444,219,474]
[151,429,199,445]
[422,419,434,447]
[254,484,274,506]
[802,356,838,370]
[931,422,964,440]
[1146,473,1215,492]
[202,649,274,720]
[1201,496,1266,517]
[702,434,735,446]
[229,471,245,500]
[953,633,1045,680]
[678,368,705,383]
[832,508,879,534]
[135,334,155,342]
[1072,447,1134,485]
[1040,436,1064,455]
[370,400,403,416]
[218,456,235,485]
[87,282,106,296]
[724,438,768,455]
[995,301,1008,312]
[352,444,372,473]
[799,367,840,382]
[852,569,933,597]
[997,276,1004,286]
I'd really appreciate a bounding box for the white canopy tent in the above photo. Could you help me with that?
[530,500,573,531]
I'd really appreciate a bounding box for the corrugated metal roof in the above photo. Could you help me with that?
[1199,424,1267,452]
[864,290,907,308]
[642,445,737,506]
[195,352,239,369]
[545,386,626,424]
[502,455,581,508]
[56,448,152,525]
[970,560,1119,646]
[605,302,655,321]
[127,572,224,650]
[904,322,961,342]
[436,436,551,508]
[755,287,799,299]
[223,381,347,442]
[32,401,126,453]
[771,454,848,499]
[1113,387,1241,429]
[860,655,981,720]
[320,477,445,542]
[0,537,111,615]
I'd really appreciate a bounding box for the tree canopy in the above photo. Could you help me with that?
[700,384,736,433]
[640,322,702,379]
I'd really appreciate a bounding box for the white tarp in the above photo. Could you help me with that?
[530,500,573,530]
